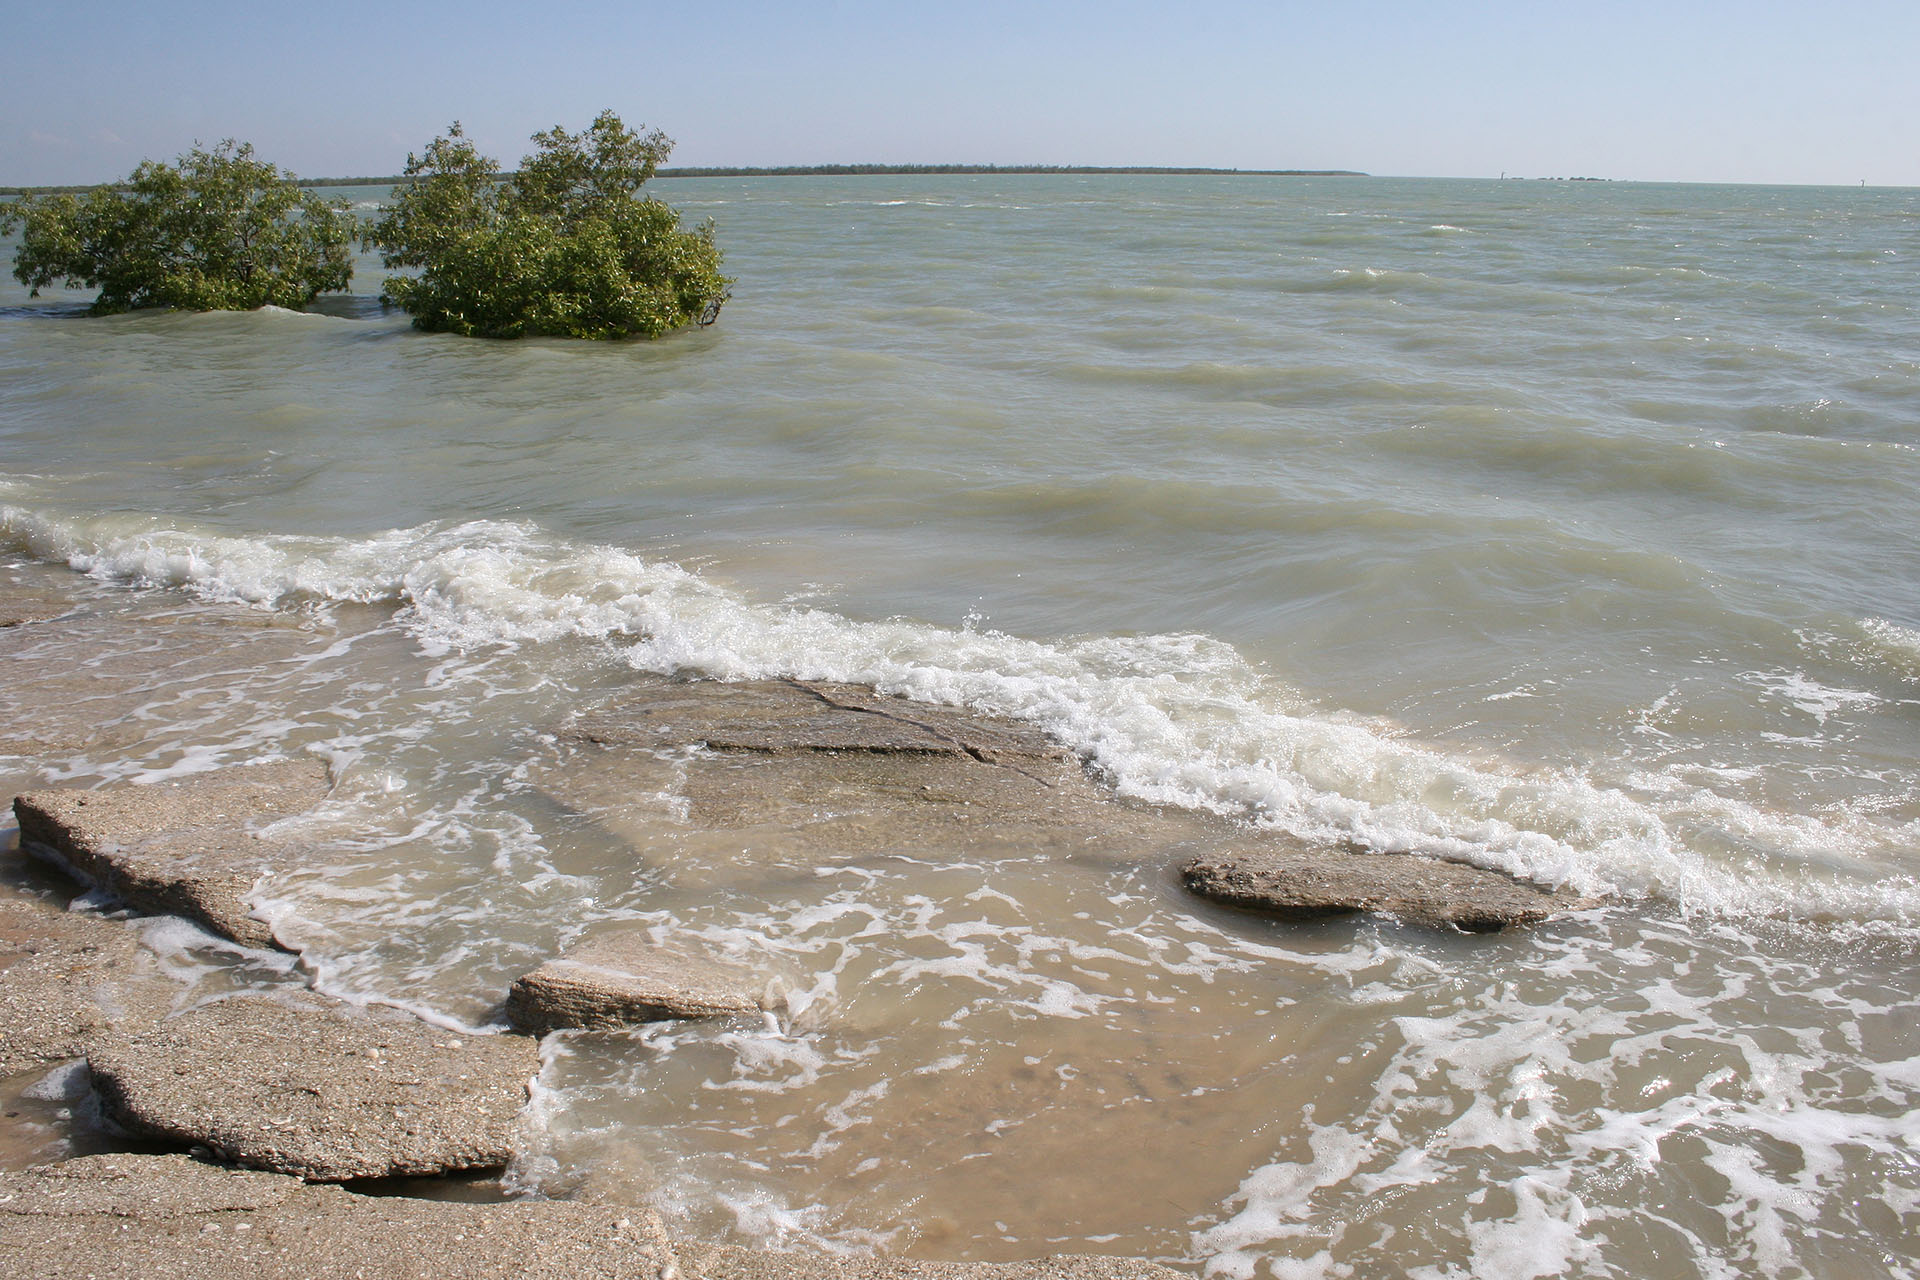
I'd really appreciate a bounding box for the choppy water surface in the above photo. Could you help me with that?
[2,175,1917,1276]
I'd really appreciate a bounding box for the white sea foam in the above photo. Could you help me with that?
[23,1060,92,1102]
[4,503,1915,931]
[1736,668,1882,726]
[1860,616,1920,680]
[1190,916,1919,1279]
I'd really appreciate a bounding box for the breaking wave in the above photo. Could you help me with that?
[4,502,1916,934]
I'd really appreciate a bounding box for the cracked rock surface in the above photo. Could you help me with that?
[86,995,541,1181]
[550,676,1575,932]
[569,677,1062,761]
[543,676,1230,896]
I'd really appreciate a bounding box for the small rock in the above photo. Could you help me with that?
[506,932,764,1035]
[13,761,332,950]
[86,995,540,1180]
[1181,848,1586,932]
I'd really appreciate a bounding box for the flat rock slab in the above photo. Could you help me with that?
[13,761,332,950]
[1181,849,1583,932]
[0,892,175,1078]
[542,679,1233,895]
[86,995,540,1180]
[0,1151,299,1218]
[570,677,1061,761]
[507,931,765,1034]
[0,1153,681,1280]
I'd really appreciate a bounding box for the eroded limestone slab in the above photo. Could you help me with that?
[0,893,175,1078]
[1181,848,1584,932]
[86,995,540,1180]
[550,678,1580,934]
[0,1153,681,1280]
[0,1151,299,1218]
[569,677,1061,761]
[542,678,1226,895]
[13,761,332,949]
[507,931,765,1034]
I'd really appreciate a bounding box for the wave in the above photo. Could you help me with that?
[4,502,1916,933]
[1857,617,1920,682]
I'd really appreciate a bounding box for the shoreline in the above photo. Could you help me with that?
[0,561,1578,1274]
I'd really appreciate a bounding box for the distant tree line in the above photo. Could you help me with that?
[5,163,1366,196]
[652,164,1367,178]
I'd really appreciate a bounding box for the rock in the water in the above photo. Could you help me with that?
[570,677,1061,761]
[0,893,176,1077]
[1181,849,1582,931]
[541,677,1234,897]
[13,761,332,950]
[507,931,765,1034]
[0,1152,682,1280]
[86,995,540,1180]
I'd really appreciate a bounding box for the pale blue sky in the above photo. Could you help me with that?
[4,1,1916,186]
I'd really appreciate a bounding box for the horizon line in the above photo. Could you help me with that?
[4,166,1913,195]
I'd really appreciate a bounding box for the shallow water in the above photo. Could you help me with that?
[1,175,1916,1276]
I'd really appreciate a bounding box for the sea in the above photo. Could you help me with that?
[2,174,1916,1278]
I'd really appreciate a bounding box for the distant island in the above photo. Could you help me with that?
[2,164,1365,195]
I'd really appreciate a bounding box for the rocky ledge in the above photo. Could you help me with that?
[554,674,1583,932]
[13,761,332,951]
[86,994,542,1181]
[0,892,176,1078]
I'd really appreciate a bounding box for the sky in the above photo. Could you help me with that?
[4,0,1917,187]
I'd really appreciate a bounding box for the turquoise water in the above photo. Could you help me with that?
[2,176,1917,1276]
